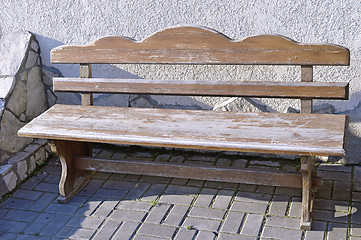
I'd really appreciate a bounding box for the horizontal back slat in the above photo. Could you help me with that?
[51,26,350,65]
[53,78,349,100]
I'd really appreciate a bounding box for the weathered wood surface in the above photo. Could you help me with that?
[18,104,347,156]
[51,26,350,65]
[53,77,349,100]
[74,156,323,188]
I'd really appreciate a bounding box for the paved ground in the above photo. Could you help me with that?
[1,144,361,240]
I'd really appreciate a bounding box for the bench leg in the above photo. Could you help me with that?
[300,156,314,230]
[52,140,95,203]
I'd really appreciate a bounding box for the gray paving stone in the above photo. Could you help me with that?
[165,185,200,195]
[43,174,61,184]
[235,191,272,204]
[314,199,349,212]
[313,209,341,222]
[318,171,351,182]
[133,235,170,240]
[205,181,239,190]
[218,233,257,240]
[1,198,34,210]
[19,174,47,190]
[92,219,122,240]
[138,223,177,238]
[261,226,303,240]
[238,183,257,192]
[123,174,142,181]
[187,179,205,187]
[196,231,217,239]
[332,181,351,201]
[117,200,152,212]
[216,158,232,166]
[268,195,289,216]
[212,190,234,209]
[0,219,28,233]
[352,202,361,224]
[75,197,103,216]
[288,197,302,218]
[93,172,112,180]
[112,221,140,240]
[145,203,172,224]
[124,182,151,200]
[159,194,194,206]
[102,180,135,190]
[12,189,43,200]
[230,201,268,214]
[16,234,52,240]
[318,164,351,173]
[56,226,96,239]
[316,179,332,199]
[163,205,189,226]
[92,200,119,218]
[3,209,39,222]
[182,217,221,232]
[93,188,127,199]
[39,214,72,236]
[67,195,90,205]
[0,208,8,218]
[0,233,17,240]
[189,207,226,220]
[23,213,55,235]
[141,183,167,202]
[77,179,104,196]
[154,154,171,162]
[35,182,59,193]
[351,224,361,237]
[169,155,185,163]
[265,215,300,229]
[327,222,348,240]
[274,187,302,197]
[139,175,171,184]
[304,220,326,240]
[67,216,104,229]
[29,192,58,212]
[241,213,264,236]
[194,188,218,207]
[45,203,80,215]
[220,211,245,234]
[111,209,147,222]
[256,185,275,194]
[170,178,188,185]
[351,237,361,240]
[174,228,197,240]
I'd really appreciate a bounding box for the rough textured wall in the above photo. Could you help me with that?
[1,0,360,162]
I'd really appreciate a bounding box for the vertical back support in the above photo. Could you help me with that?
[80,64,93,106]
[300,65,314,230]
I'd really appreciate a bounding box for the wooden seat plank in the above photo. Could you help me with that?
[18,104,346,156]
[53,78,349,100]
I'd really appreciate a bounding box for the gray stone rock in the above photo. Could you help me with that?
[0,164,13,176]
[26,66,47,119]
[0,99,4,116]
[0,110,32,153]
[3,170,17,191]
[6,80,27,117]
[25,51,38,69]
[213,97,274,113]
[0,31,31,75]
[30,40,39,52]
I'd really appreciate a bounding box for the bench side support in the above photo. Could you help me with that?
[300,65,315,230]
[54,140,94,203]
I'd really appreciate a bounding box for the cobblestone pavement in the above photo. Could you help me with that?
[1,144,361,240]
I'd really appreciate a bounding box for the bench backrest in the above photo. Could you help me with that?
[50,26,350,113]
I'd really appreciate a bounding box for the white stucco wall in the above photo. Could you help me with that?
[1,0,361,161]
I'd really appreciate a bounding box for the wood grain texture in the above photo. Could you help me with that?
[74,156,323,188]
[18,104,347,156]
[53,77,349,100]
[50,26,350,65]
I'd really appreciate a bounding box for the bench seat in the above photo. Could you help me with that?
[19,104,347,156]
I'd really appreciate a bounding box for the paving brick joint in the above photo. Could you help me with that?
[0,143,360,240]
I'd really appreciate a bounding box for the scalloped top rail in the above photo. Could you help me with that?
[51,26,350,65]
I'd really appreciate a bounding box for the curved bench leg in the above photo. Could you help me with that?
[53,140,95,203]
[300,156,314,230]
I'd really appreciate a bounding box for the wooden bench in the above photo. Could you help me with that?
[18,26,350,230]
